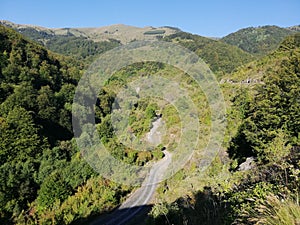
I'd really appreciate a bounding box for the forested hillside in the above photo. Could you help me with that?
[0,20,178,61]
[0,25,131,225]
[3,21,255,78]
[147,33,300,225]
[163,32,254,77]
[221,25,295,56]
[19,28,121,61]
[11,26,121,61]
[0,22,299,225]
[225,30,300,82]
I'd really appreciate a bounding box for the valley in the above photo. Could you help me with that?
[0,20,299,225]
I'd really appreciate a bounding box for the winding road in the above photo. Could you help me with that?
[89,150,172,225]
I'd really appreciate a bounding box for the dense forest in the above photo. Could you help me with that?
[0,26,131,225]
[17,27,121,61]
[163,31,254,77]
[221,25,296,56]
[0,22,299,225]
[146,33,300,225]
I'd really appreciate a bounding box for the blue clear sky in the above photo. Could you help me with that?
[0,0,299,37]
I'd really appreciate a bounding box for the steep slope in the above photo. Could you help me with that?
[164,32,254,77]
[0,20,122,61]
[1,21,254,77]
[221,25,296,56]
[228,32,300,159]
[224,32,300,82]
[146,32,300,225]
[0,25,82,143]
[0,25,130,225]
[0,20,179,61]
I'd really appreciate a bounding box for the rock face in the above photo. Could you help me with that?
[146,117,163,146]
[238,157,256,171]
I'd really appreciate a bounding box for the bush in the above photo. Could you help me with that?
[248,195,300,225]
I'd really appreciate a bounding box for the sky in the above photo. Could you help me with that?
[0,0,299,37]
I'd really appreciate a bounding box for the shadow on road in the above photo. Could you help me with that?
[73,204,153,225]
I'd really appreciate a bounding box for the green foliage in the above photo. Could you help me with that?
[0,159,38,223]
[0,107,42,164]
[0,106,43,223]
[152,145,165,160]
[248,195,300,225]
[95,89,115,122]
[46,36,120,61]
[37,171,72,209]
[262,130,291,164]
[144,30,166,35]
[97,115,114,142]
[34,177,130,225]
[0,83,38,115]
[0,26,128,225]
[145,103,157,119]
[148,34,300,225]
[162,104,180,128]
[229,33,300,163]
[221,25,295,56]
[1,27,83,145]
[128,100,159,137]
[2,23,299,225]
[221,34,300,224]
[136,151,153,166]
[164,32,254,77]
[147,187,226,225]
[11,26,121,61]
[226,182,277,224]
[148,202,182,224]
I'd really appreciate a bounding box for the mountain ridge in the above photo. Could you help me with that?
[0,21,300,225]
[0,20,180,44]
[221,32,300,84]
[2,20,298,38]
[0,20,255,76]
[221,25,297,56]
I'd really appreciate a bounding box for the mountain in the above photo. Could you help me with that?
[228,32,300,157]
[221,25,296,56]
[1,21,254,77]
[148,32,300,225]
[0,20,180,61]
[288,25,300,32]
[164,32,254,77]
[0,20,179,43]
[225,32,300,82]
[1,21,299,225]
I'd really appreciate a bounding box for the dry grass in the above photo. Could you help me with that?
[248,194,300,225]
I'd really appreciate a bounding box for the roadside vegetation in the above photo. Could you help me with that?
[0,23,299,225]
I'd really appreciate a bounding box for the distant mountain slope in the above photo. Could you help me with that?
[221,25,296,56]
[0,20,179,61]
[164,32,254,77]
[288,25,300,32]
[0,21,122,60]
[225,32,300,82]
[1,21,254,76]
[0,20,179,43]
